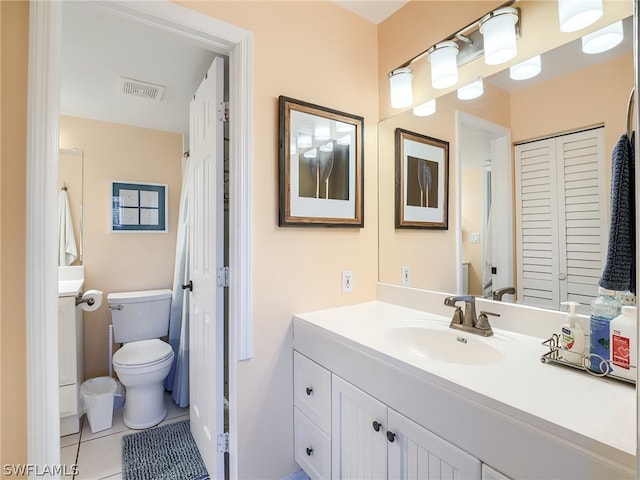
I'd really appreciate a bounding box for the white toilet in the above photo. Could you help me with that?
[108,289,174,429]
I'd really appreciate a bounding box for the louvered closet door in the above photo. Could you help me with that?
[515,128,607,310]
[555,129,607,305]
[515,138,560,309]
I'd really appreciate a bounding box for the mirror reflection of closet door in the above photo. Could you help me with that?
[515,127,607,311]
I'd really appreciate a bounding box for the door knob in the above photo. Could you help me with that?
[182,280,193,291]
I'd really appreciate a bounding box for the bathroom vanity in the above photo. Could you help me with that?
[292,285,636,479]
[58,266,85,436]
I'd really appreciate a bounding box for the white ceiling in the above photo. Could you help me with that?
[331,0,408,24]
[60,2,217,138]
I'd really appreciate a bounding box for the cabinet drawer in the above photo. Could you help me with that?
[294,351,331,432]
[59,384,78,417]
[294,408,331,480]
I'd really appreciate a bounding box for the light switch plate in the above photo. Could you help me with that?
[469,232,480,243]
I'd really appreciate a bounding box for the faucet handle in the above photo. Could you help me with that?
[451,306,464,325]
[476,311,499,334]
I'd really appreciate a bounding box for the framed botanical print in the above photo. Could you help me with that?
[278,96,364,227]
[395,128,449,229]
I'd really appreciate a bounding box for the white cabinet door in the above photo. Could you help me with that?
[332,375,388,479]
[481,464,511,480]
[387,409,480,480]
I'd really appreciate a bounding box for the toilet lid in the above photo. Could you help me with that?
[113,339,173,367]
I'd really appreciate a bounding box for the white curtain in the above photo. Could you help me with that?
[165,155,191,407]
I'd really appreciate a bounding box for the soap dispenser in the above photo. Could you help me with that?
[560,301,585,365]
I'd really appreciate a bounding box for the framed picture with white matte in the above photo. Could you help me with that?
[395,128,449,229]
[278,96,364,227]
[111,180,168,232]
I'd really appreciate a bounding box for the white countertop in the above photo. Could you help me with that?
[58,279,84,297]
[294,300,636,459]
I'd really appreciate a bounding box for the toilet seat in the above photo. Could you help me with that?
[113,339,173,368]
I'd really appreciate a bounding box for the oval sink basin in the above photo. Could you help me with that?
[385,324,504,365]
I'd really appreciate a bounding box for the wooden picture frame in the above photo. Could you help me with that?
[278,96,364,227]
[395,128,449,229]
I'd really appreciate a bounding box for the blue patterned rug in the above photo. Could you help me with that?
[122,419,209,480]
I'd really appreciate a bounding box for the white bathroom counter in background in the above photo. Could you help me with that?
[293,294,636,479]
[58,265,84,297]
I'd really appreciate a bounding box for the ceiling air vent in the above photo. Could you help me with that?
[118,77,165,102]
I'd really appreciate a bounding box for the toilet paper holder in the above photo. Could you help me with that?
[75,293,95,307]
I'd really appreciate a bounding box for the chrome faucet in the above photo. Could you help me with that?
[492,287,516,301]
[443,295,498,337]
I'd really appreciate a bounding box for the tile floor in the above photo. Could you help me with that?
[61,392,189,480]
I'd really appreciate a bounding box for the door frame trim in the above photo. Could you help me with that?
[26,2,253,476]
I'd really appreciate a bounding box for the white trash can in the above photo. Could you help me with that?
[80,377,117,433]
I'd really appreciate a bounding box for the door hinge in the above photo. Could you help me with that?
[217,431,229,453]
[217,101,229,122]
[217,266,229,288]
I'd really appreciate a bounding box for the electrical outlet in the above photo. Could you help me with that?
[342,270,353,293]
[401,265,410,287]
[469,232,480,243]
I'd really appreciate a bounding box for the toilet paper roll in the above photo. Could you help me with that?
[79,289,103,312]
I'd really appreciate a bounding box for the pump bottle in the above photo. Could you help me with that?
[560,301,585,365]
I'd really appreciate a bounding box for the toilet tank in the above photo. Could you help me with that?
[108,289,172,343]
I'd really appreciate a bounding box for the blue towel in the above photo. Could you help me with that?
[600,132,635,294]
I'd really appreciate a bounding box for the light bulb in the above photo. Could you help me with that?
[413,99,436,117]
[480,7,518,66]
[582,21,623,54]
[510,55,541,80]
[389,68,413,108]
[457,79,484,100]
[428,41,459,89]
[558,0,602,33]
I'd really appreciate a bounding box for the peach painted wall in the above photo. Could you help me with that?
[59,116,183,379]
[179,2,380,478]
[1,0,28,469]
[510,53,633,160]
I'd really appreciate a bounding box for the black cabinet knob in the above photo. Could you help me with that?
[305,387,313,396]
[306,447,313,456]
[181,280,193,291]
[372,421,382,432]
[387,431,396,443]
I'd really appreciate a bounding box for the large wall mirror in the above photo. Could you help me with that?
[378,7,634,314]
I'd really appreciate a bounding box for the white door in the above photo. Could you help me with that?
[387,409,480,480]
[332,375,388,479]
[188,56,225,478]
[515,128,607,310]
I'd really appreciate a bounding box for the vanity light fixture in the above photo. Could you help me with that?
[389,67,414,108]
[479,7,519,65]
[386,1,520,108]
[428,41,459,89]
[509,55,541,80]
[558,0,603,33]
[413,99,436,117]
[581,20,624,54]
[457,78,484,100]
